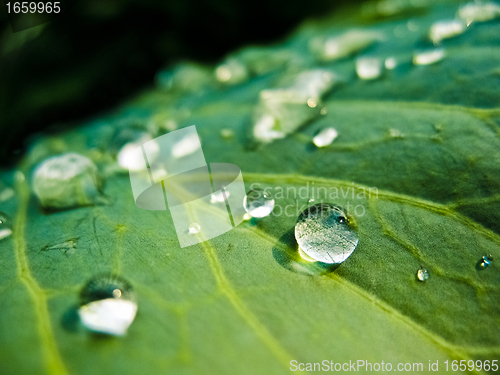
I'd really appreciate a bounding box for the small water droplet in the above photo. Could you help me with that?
[189,223,201,234]
[479,254,493,269]
[308,198,315,203]
[320,107,328,115]
[0,212,13,240]
[220,128,234,139]
[32,153,102,209]
[211,190,230,203]
[389,128,404,138]
[307,98,317,108]
[458,2,500,25]
[413,48,445,65]
[215,58,249,85]
[0,187,14,202]
[243,189,275,218]
[78,274,137,336]
[313,127,338,147]
[295,204,359,264]
[384,57,397,70]
[356,57,383,80]
[417,268,429,281]
[429,20,465,44]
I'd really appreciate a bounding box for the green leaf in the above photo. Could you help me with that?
[1,0,500,374]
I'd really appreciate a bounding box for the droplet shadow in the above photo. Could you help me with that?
[272,227,340,276]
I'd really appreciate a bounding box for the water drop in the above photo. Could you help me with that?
[0,187,14,202]
[313,128,338,147]
[389,128,404,138]
[413,48,445,65]
[0,212,13,240]
[32,153,102,209]
[416,268,429,281]
[211,190,230,203]
[310,29,385,61]
[429,20,466,44]
[458,2,500,25]
[78,274,137,336]
[243,189,275,218]
[220,128,234,139]
[118,133,158,171]
[252,69,337,143]
[295,204,359,264]
[189,223,201,234]
[479,254,493,269]
[384,57,397,70]
[356,57,383,80]
[320,107,328,115]
[215,58,249,85]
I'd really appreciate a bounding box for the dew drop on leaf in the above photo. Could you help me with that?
[478,254,493,269]
[313,127,338,147]
[417,268,429,282]
[189,223,201,234]
[0,212,13,240]
[78,275,137,336]
[295,203,359,264]
[356,57,383,80]
[32,153,102,209]
[413,48,446,65]
[243,188,275,218]
[429,19,466,44]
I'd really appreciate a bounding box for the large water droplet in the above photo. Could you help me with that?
[78,275,137,336]
[189,223,201,234]
[295,204,359,264]
[313,128,338,147]
[0,212,13,240]
[356,57,383,80]
[429,20,466,44]
[416,268,429,281]
[252,70,337,143]
[32,153,102,209]
[243,189,275,218]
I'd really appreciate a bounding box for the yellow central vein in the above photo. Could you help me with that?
[199,239,296,370]
[13,172,68,375]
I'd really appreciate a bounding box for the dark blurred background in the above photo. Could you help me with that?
[0,0,360,166]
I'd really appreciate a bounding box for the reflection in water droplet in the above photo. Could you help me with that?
[295,204,359,264]
[384,57,397,70]
[417,268,429,281]
[413,49,445,65]
[243,189,275,218]
[479,254,493,269]
[78,275,137,336]
[298,247,318,262]
[0,212,13,240]
[458,2,500,25]
[189,223,201,234]
[356,57,383,80]
[313,128,338,147]
[32,153,102,209]
[429,20,465,44]
[243,213,252,221]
